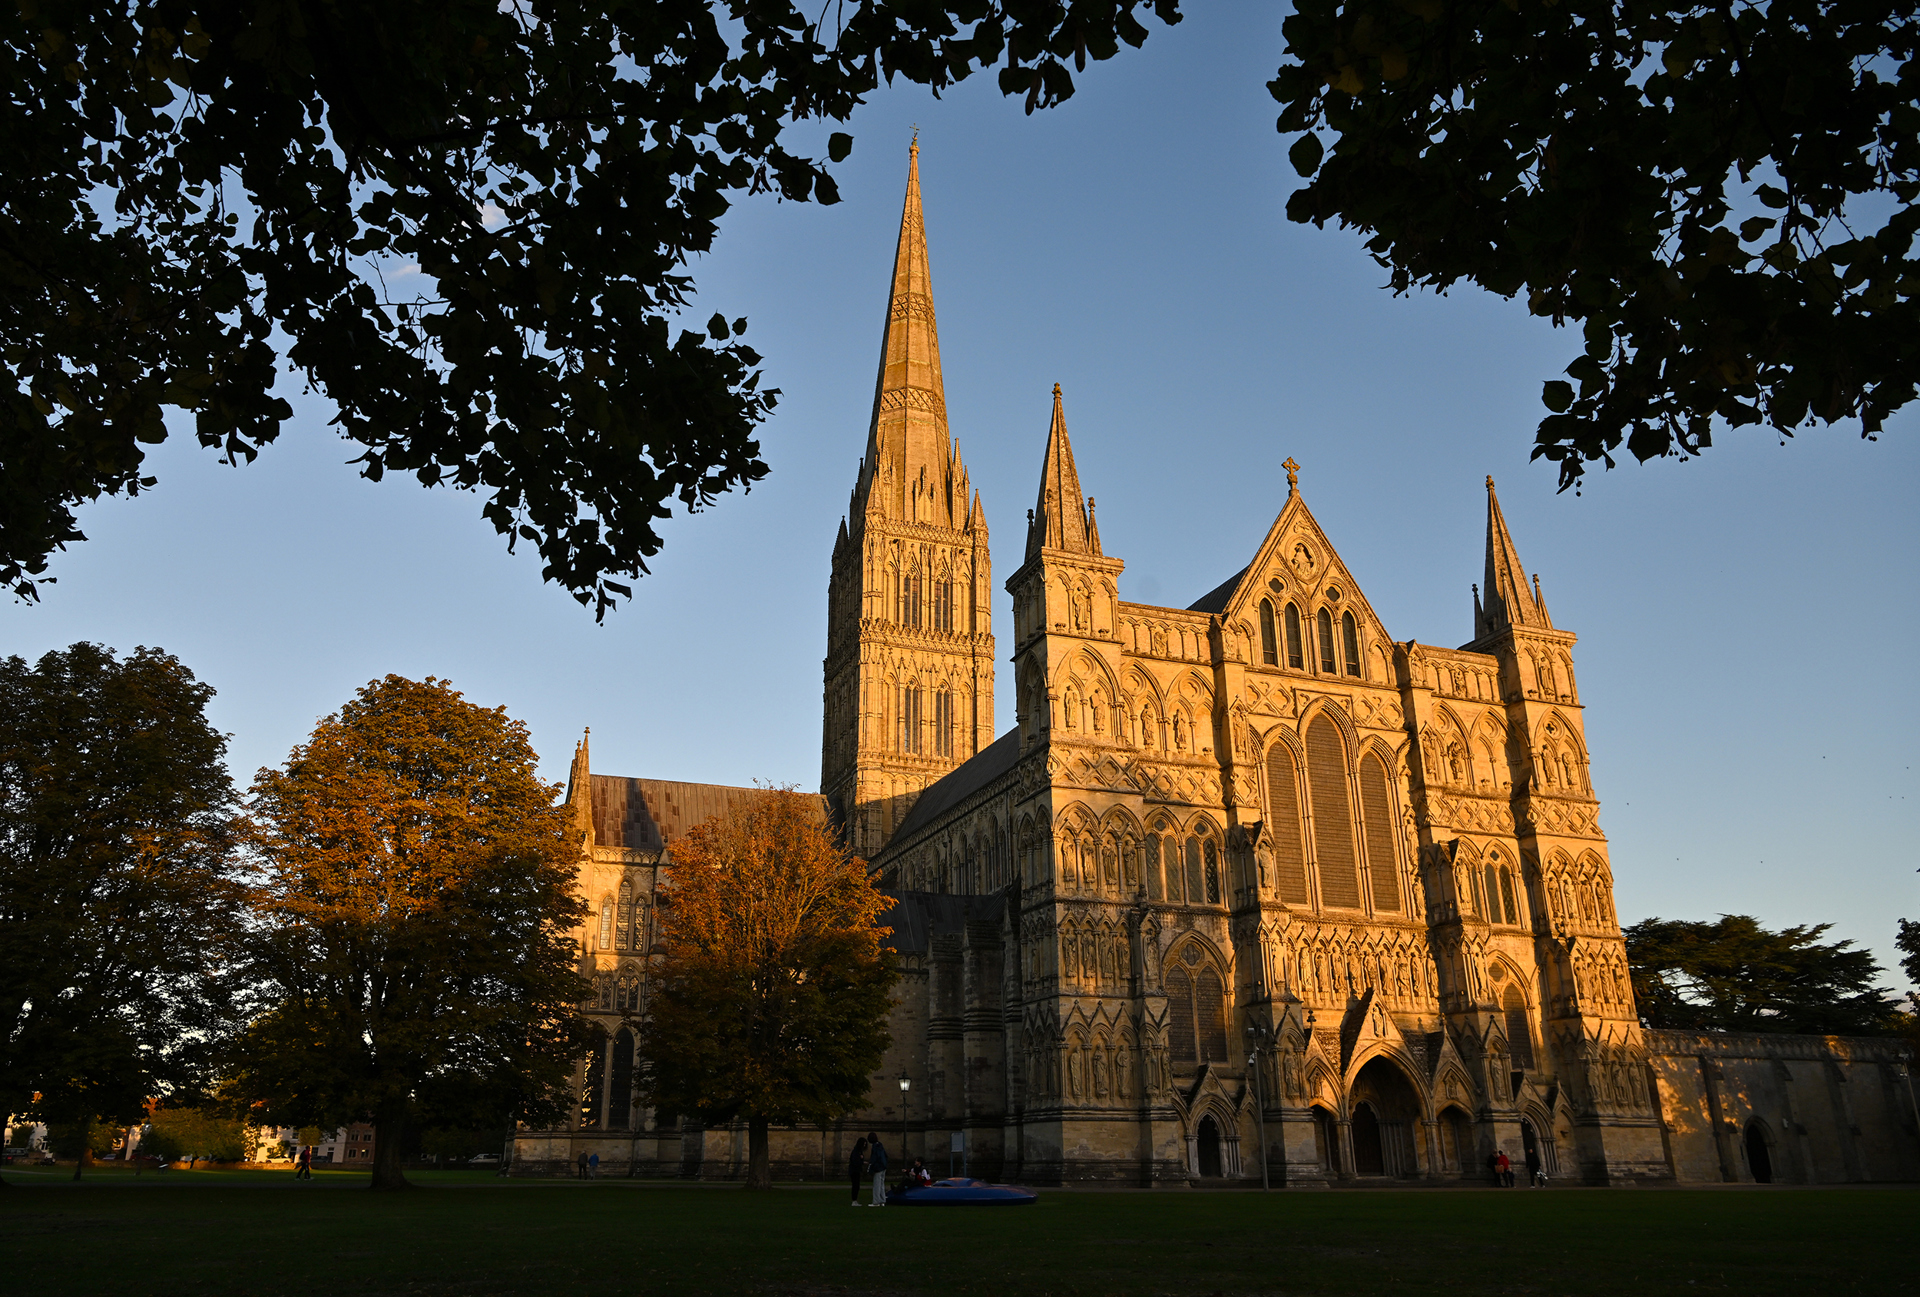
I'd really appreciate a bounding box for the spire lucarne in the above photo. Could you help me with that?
[823,141,993,858]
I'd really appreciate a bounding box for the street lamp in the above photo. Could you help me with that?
[898,1072,911,1166]
[1245,1023,1272,1191]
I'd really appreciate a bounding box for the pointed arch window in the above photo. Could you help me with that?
[1502,985,1535,1070]
[1265,743,1310,905]
[934,578,954,633]
[1358,753,1401,912]
[1284,604,1304,669]
[608,1028,635,1129]
[1184,837,1205,905]
[1499,866,1520,925]
[1202,839,1221,904]
[1316,608,1337,673]
[616,879,634,949]
[1164,956,1230,1064]
[580,1044,606,1129]
[1484,864,1501,922]
[598,897,614,950]
[899,686,923,753]
[1306,715,1362,908]
[1259,599,1279,666]
[1342,611,1362,677]
[934,689,954,757]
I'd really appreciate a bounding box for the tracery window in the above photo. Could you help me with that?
[1484,865,1501,922]
[1202,839,1221,904]
[1144,831,1165,901]
[1341,611,1361,678]
[1184,837,1205,904]
[1259,599,1279,666]
[1316,608,1337,674]
[1284,603,1304,669]
[616,879,633,950]
[598,897,614,950]
[1499,866,1520,925]
[1164,953,1230,1064]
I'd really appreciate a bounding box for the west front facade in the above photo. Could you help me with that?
[510,144,1918,1186]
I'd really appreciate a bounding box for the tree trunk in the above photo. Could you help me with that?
[746,1116,771,1191]
[71,1147,91,1182]
[369,1102,413,1191]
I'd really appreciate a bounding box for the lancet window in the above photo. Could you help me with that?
[616,879,633,949]
[1165,951,1229,1065]
[1359,753,1401,912]
[1306,715,1362,908]
[1342,611,1362,678]
[1259,599,1279,666]
[934,689,954,757]
[898,686,923,753]
[607,1028,636,1129]
[1502,985,1535,1070]
[1284,603,1304,669]
[598,896,614,950]
[1265,742,1310,905]
[1316,609,1337,674]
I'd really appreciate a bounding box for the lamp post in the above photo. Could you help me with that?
[1245,1023,1271,1191]
[898,1072,911,1167]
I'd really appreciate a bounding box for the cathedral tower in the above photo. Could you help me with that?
[823,141,994,858]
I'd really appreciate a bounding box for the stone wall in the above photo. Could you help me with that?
[1646,1030,1919,1184]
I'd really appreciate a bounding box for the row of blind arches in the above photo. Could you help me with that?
[1266,714,1402,913]
[1260,598,1362,677]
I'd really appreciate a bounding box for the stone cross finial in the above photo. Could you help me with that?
[1486,475,1496,489]
[1283,457,1299,490]
[1053,382,1062,399]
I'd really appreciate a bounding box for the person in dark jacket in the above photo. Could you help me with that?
[848,1136,868,1206]
[865,1132,889,1206]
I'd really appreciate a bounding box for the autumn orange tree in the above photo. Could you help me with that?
[225,676,594,1190]
[640,788,896,1190]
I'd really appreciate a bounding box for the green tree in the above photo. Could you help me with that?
[640,788,896,1190]
[1625,914,1897,1036]
[0,643,243,1183]
[224,675,593,1190]
[1,0,1173,614]
[1272,0,1919,488]
[140,1106,247,1163]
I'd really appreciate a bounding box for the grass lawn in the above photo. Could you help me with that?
[0,1165,1910,1296]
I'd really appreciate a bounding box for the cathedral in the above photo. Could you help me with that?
[509,143,1917,1186]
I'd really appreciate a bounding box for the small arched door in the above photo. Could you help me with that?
[1744,1121,1774,1184]
[1351,1104,1384,1175]
[1196,1116,1223,1177]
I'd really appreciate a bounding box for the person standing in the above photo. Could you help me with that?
[1495,1149,1513,1187]
[588,1151,600,1180]
[295,1146,311,1181]
[865,1132,889,1207]
[1524,1144,1541,1188]
[848,1136,869,1206]
[577,1150,589,1180]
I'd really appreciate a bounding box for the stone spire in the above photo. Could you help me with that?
[1026,383,1099,559]
[854,137,959,529]
[1481,476,1541,634]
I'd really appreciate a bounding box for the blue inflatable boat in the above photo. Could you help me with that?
[889,1177,1038,1206]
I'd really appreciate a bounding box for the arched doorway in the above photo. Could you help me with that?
[1196,1116,1223,1177]
[1744,1120,1774,1184]
[1349,1057,1423,1177]
[1519,1119,1540,1182]
[1351,1104,1384,1175]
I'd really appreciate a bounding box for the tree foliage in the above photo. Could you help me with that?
[640,788,895,1190]
[0,643,242,1159]
[1273,0,1920,488]
[224,675,592,1190]
[2,0,1175,614]
[1624,914,1897,1035]
[140,1105,247,1162]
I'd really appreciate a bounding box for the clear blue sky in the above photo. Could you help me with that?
[4,5,1915,988]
